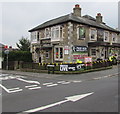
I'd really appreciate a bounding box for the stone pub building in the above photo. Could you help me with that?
[29,4,120,63]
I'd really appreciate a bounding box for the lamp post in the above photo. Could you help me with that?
[4,50,9,70]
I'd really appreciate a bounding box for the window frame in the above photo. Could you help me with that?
[77,26,86,40]
[89,28,97,41]
[112,33,117,43]
[45,28,51,38]
[91,48,96,56]
[46,50,49,58]
[51,25,63,42]
[104,31,109,42]
[54,47,64,61]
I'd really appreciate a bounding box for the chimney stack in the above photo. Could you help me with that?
[73,4,81,17]
[96,13,103,23]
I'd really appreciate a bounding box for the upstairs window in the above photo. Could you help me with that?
[37,32,39,41]
[104,31,109,42]
[51,26,63,41]
[90,28,97,41]
[31,32,37,43]
[97,29,104,41]
[112,33,117,42]
[45,28,51,38]
[77,26,86,40]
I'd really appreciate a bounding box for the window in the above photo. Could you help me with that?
[46,51,49,58]
[31,32,37,43]
[104,31,109,42]
[37,32,39,41]
[55,48,59,59]
[97,29,104,41]
[55,47,63,60]
[90,28,97,40]
[51,26,63,41]
[45,28,51,38]
[91,48,96,56]
[77,26,86,40]
[60,48,63,58]
[112,33,117,42]
[60,26,63,38]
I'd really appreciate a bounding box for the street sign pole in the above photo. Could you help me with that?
[4,50,9,70]
[6,54,8,70]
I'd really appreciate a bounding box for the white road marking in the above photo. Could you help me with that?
[46,84,58,87]
[23,92,94,113]
[8,87,20,91]
[72,80,82,83]
[0,84,10,93]
[43,82,53,85]
[57,81,66,83]
[0,84,22,93]
[9,89,23,93]
[0,75,26,81]
[28,87,41,90]
[61,82,70,84]
[25,85,38,88]
[16,78,40,84]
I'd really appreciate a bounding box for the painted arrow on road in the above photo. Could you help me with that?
[23,92,94,113]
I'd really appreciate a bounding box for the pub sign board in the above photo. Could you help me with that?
[72,46,88,53]
[60,64,84,71]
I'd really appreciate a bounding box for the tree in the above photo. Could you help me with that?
[16,37,30,51]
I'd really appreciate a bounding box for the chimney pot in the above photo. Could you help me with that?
[73,4,81,17]
[96,13,102,23]
[97,13,101,16]
[75,4,80,8]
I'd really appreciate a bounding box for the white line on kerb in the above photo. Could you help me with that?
[46,84,58,87]
[25,85,38,88]
[28,87,41,90]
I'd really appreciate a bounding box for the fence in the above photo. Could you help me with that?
[2,59,114,72]
[20,59,112,71]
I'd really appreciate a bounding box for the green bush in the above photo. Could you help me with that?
[3,51,32,62]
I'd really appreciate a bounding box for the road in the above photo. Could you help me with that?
[0,65,119,113]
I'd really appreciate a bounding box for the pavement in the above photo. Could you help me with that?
[0,65,119,81]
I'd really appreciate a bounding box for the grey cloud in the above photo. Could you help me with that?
[2,2,118,47]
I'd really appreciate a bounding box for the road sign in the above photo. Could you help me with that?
[4,50,9,55]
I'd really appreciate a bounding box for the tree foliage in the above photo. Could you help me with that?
[16,37,30,51]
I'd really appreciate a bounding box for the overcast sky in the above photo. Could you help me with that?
[0,1,119,48]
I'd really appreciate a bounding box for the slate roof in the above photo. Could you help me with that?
[29,13,120,33]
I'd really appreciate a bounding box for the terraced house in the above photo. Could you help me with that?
[29,4,120,63]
